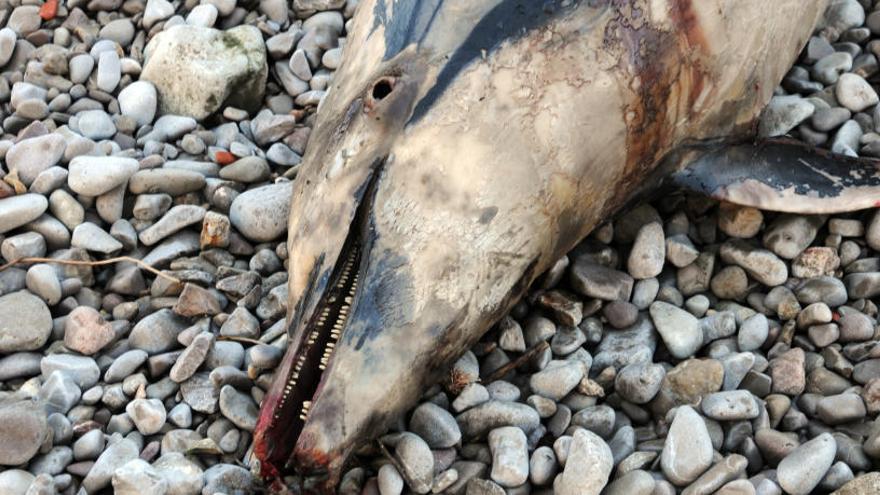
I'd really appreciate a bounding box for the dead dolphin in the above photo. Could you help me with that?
[251,0,866,491]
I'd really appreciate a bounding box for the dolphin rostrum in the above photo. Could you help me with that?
[252,0,874,491]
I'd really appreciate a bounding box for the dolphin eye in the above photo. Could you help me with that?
[371,78,395,101]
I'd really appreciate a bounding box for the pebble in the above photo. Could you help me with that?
[378,464,404,495]
[229,182,293,242]
[0,398,48,466]
[649,301,702,359]
[456,401,540,439]
[661,406,713,486]
[0,194,48,234]
[487,427,528,487]
[393,433,434,494]
[67,156,139,197]
[554,429,612,495]
[112,459,168,494]
[118,81,158,127]
[759,95,815,137]
[77,110,117,140]
[738,313,769,351]
[628,221,664,279]
[63,306,115,355]
[0,291,52,352]
[126,398,167,435]
[410,402,461,449]
[836,72,879,111]
[6,134,66,185]
[170,332,214,382]
[529,360,587,401]
[701,390,760,420]
[219,385,258,430]
[776,433,837,495]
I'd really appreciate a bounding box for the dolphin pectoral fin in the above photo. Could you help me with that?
[671,139,880,214]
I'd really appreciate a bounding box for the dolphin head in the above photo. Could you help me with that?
[252,0,585,490]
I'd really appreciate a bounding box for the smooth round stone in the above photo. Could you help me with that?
[0,291,52,352]
[7,6,40,36]
[129,169,207,196]
[0,353,42,381]
[26,264,61,305]
[153,453,204,494]
[218,385,258,430]
[701,390,760,420]
[229,182,292,242]
[649,301,702,359]
[187,3,219,26]
[554,429,613,495]
[615,362,665,404]
[118,81,158,127]
[816,394,867,425]
[100,19,135,46]
[0,399,47,466]
[71,222,123,254]
[68,156,139,196]
[126,399,167,435]
[777,433,836,495]
[69,54,95,84]
[488,427,528,488]
[77,110,117,140]
[15,98,48,120]
[661,405,713,486]
[218,156,270,183]
[392,433,433,494]
[203,464,253,495]
[409,402,461,449]
[529,360,587,401]
[97,51,121,93]
[456,401,540,439]
[836,73,879,112]
[41,354,101,389]
[0,469,35,495]
[628,222,665,279]
[837,311,874,342]
[73,429,105,461]
[0,194,48,234]
[0,28,16,68]
[758,95,814,137]
[738,313,769,351]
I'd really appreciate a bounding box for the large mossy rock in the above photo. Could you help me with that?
[141,25,267,120]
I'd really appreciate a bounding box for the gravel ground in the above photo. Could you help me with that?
[0,0,880,494]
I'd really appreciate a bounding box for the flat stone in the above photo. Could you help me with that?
[649,301,702,359]
[661,405,713,486]
[777,433,836,495]
[0,398,47,466]
[0,291,51,352]
[63,306,115,355]
[229,182,293,242]
[0,194,48,234]
[5,134,66,186]
[554,429,613,495]
[68,156,139,197]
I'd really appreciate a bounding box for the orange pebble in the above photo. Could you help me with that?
[39,0,58,20]
[215,151,235,165]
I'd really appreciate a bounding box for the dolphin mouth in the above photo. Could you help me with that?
[253,161,383,486]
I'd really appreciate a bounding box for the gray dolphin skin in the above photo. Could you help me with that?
[252,0,832,492]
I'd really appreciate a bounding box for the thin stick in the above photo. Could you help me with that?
[484,341,549,383]
[217,335,264,346]
[0,256,182,284]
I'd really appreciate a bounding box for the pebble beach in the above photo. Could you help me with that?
[1,0,880,494]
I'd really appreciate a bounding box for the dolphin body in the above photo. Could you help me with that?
[252,0,853,491]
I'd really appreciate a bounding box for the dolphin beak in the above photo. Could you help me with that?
[252,153,384,489]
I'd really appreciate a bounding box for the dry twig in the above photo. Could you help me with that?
[0,256,181,284]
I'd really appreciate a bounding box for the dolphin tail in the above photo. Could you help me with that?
[671,139,880,214]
